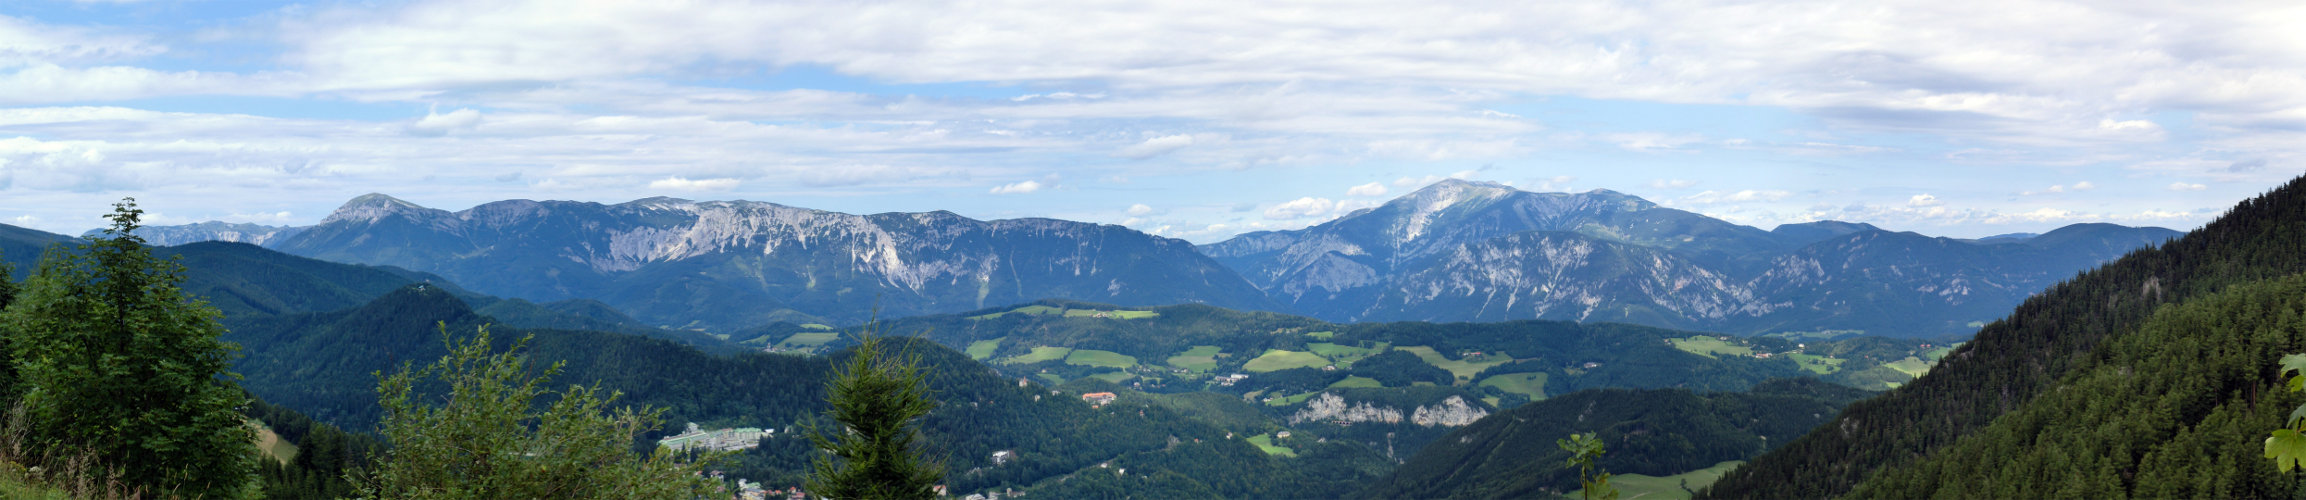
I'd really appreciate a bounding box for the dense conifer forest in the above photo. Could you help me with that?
[1704,176,2306,499]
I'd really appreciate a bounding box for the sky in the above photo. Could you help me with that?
[1,0,2301,243]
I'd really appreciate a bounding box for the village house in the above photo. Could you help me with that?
[656,422,769,452]
[1082,392,1117,406]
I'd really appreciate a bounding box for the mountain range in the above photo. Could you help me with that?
[82,180,2177,337]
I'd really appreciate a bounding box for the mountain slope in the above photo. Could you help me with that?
[1361,378,1874,500]
[1701,175,2306,499]
[83,221,306,247]
[0,222,81,279]
[266,194,1281,330]
[1845,273,2306,498]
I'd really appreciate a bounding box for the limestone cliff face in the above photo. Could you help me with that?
[1286,393,1487,427]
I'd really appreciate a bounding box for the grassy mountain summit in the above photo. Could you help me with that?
[1702,175,2306,499]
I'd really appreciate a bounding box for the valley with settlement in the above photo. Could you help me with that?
[14,176,2282,499]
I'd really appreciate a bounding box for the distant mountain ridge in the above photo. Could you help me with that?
[246,194,1281,331]
[1202,179,2182,336]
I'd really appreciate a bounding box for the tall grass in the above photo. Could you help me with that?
[0,404,144,500]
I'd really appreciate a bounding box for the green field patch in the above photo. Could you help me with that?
[1921,342,1963,362]
[1304,331,1336,340]
[1882,356,1932,378]
[1165,345,1224,372]
[1056,309,1159,319]
[1786,353,1847,375]
[1668,336,1753,359]
[1397,346,1510,382]
[1571,460,1744,500]
[1035,373,1066,385]
[1000,346,1074,365]
[1307,342,1381,364]
[799,323,833,330]
[1064,349,1139,368]
[965,338,1005,360]
[1242,349,1330,372]
[1328,376,1383,389]
[1476,372,1549,399]
[1262,391,1319,407]
[253,421,298,464]
[1089,372,1137,383]
[778,331,840,348]
[1246,434,1296,457]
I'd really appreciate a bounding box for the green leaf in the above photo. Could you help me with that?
[2290,403,2306,428]
[2280,354,2306,385]
[2266,428,2306,472]
[2291,374,2304,393]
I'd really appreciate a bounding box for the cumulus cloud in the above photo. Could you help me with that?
[2020,181,2097,196]
[1346,182,1388,197]
[1126,204,1157,216]
[406,108,481,136]
[1681,190,1792,206]
[1263,197,1335,220]
[989,180,1043,194]
[648,176,739,191]
[1647,179,1699,189]
[2170,182,2208,191]
[1118,134,1193,159]
[1908,194,1945,207]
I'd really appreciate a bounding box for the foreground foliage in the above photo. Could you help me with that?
[353,323,721,499]
[805,323,944,500]
[3,200,255,499]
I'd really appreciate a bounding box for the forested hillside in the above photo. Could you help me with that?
[1846,273,2306,498]
[1361,378,1874,499]
[1703,176,2306,499]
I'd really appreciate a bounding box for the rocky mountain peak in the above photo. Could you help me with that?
[320,193,442,225]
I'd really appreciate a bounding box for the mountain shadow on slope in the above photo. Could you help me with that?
[1702,175,2306,499]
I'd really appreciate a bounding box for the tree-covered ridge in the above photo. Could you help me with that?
[1844,273,2306,498]
[1361,378,1874,500]
[1703,175,2306,499]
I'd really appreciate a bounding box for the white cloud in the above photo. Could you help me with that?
[407,108,482,136]
[1346,182,1389,197]
[2169,182,2208,191]
[2071,181,2095,190]
[1603,132,1706,151]
[1263,197,1335,220]
[989,180,1043,194]
[1908,194,1945,207]
[1118,134,1194,159]
[1681,190,1793,206]
[648,176,739,191]
[1126,204,1155,216]
[1647,179,1699,189]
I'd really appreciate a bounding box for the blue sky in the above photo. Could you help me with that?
[2,0,2300,242]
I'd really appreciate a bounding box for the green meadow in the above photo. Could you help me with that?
[1243,349,1330,372]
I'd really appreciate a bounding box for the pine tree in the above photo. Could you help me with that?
[805,320,945,500]
[3,199,257,498]
[353,322,723,499]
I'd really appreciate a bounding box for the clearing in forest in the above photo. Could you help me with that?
[1090,372,1137,383]
[1570,460,1745,500]
[1396,346,1509,382]
[1668,336,1753,358]
[1328,376,1383,389]
[1476,372,1548,399]
[1001,346,1074,364]
[1166,345,1224,372]
[1307,342,1382,365]
[1246,434,1296,457]
[966,337,1005,360]
[1881,356,1932,378]
[1243,349,1329,372]
[1065,349,1138,368]
[1786,353,1846,375]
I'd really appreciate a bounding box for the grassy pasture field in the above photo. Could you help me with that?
[779,331,839,346]
[1397,346,1510,382]
[1304,331,1336,340]
[253,422,297,464]
[1166,345,1224,371]
[1246,434,1296,457]
[1090,372,1137,383]
[1329,376,1383,389]
[1571,460,1745,500]
[1263,391,1319,406]
[1882,356,1932,378]
[1243,349,1330,372]
[1476,372,1548,399]
[1064,349,1139,368]
[1922,342,1963,361]
[1035,373,1066,385]
[1786,353,1846,375]
[1668,336,1753,358]
[1307,342,1382,365]
[1001,346,1074,364]
[799,323,833,330]
[966,337,1005,360]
